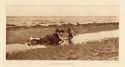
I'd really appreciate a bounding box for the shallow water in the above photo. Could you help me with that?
[6,30,118,53]
[72,30,119,44]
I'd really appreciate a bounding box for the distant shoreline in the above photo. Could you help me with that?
[6,22,119,29]
[6,16,119,27]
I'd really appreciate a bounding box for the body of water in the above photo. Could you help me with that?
[7,16,119,26]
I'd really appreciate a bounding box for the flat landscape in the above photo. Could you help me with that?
[7,23,118,44]
[6,16,119,60]
[7,38,118,60]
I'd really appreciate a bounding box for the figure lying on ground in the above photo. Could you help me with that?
[67,28,74,44]
[27,28,73,46]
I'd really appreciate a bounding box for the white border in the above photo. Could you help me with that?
[1,0,125,67]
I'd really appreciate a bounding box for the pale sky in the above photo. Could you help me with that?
[6,0,120,5]
[6,0,120,16]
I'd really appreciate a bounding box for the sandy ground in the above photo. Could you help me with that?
[6,44,47,53]
[6,30,119,53]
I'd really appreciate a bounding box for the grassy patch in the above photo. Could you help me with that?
[6,23,119,44]
[6,38,119,60]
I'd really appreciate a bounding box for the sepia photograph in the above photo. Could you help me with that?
[6,1,119,60]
